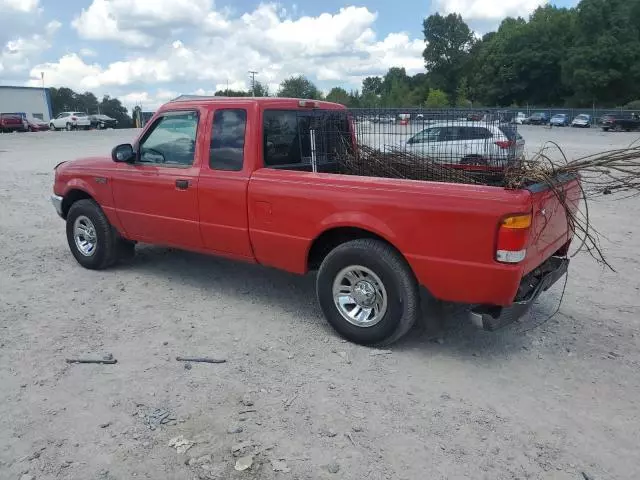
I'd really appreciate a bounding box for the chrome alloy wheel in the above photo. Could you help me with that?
[73,215,97,256]
[332,265,388,327]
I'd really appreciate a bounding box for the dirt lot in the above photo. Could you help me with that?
[1,126,639,480]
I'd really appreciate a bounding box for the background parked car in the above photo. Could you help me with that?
[600,113,640,132]
[0,113,26,132]
[401,122,525,167]
[513,112,527,124]
[550,114,569,127]
[571,114,591,128]
[90,114,118,129]
[50,112,91,131]
[523,112,549,125]
[24,115,50,132]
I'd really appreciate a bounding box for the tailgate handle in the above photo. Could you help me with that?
[175,179,190,190]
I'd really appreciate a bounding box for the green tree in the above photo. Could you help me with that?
[277,75,322,99]
[99,95,132,128]
[362,76,383,96]
[425,89,449,108]
[252,81,270,97]
[214,89,250,97]
[422,13,475,104]
[455,77,470,106]
[563,0,640,106]
[325,87,351,105]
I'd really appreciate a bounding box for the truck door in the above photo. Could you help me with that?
[111,110,202,248]
[197,108,254,259]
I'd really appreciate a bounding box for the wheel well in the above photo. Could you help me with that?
[61,189,94,218]
[307,227,397,271]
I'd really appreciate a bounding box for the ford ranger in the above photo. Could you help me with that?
[51,97,579,346]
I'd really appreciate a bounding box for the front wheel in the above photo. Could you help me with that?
[66,199,125,269]
[316,239,419,346]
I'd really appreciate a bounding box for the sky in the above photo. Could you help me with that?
[0,0,579,110]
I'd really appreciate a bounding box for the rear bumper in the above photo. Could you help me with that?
[469,256,569,331]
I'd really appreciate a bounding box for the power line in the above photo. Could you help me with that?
[248,70,258,96]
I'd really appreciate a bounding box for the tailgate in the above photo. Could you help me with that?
[523,175,581,274]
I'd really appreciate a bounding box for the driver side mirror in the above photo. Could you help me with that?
[112,143,135,163]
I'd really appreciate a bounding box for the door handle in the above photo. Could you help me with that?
[175,179,190,190]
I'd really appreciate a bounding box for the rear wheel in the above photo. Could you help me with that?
[316,239,419,346]
[66,199,131,269]
[66,122,72,131]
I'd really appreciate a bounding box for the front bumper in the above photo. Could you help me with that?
[469,256,569,331]
[51,195,64,218]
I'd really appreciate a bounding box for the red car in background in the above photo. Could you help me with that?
[24,116,50,132]
[0,113,26,132]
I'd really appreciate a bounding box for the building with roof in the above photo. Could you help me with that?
[0,85,53,122]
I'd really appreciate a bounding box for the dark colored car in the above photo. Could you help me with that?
[0,113,27,132]
[90,114,118,129]
[600,114,640,132]
[524,112,549,125]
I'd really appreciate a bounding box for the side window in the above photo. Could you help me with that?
[463,127,492,140]
[441,127,462,142]
[139,112,198,166]
[410,127,441,143]
[263,111,310,167]
[209,109,247,171]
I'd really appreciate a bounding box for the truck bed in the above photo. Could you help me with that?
[247,169,578,307]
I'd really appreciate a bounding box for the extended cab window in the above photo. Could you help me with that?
[210,109,246,171]
[263,110,350,171]
[139,112,198,166]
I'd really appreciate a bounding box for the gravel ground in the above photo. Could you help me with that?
[0,126,639,480]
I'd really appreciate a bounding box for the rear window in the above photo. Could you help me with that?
[263,110,350,170]
[499,126,522,141]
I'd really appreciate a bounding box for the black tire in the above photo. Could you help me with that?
[316,239,419,346]
[66,199,120,270]
[66,122,72,131]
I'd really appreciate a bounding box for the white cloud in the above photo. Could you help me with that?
[431,0,546,23]
[79,48,98,58]
[0,20,60,77]
[72,0,216,47]
[0,0,40,13]
[32,2,424,100]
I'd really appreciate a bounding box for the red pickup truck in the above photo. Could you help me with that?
[51,97,579,345]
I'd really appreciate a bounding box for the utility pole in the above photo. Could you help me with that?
[248,70,258,96]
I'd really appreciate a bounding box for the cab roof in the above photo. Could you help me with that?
[160,96,345,113]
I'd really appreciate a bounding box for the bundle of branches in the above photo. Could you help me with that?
[339,144,480,184]
[504,142,640,196]
[505,142,640,270]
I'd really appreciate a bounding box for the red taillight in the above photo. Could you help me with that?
[71,116,77,121]
[495,140,515,149]
[496,214,532,263]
